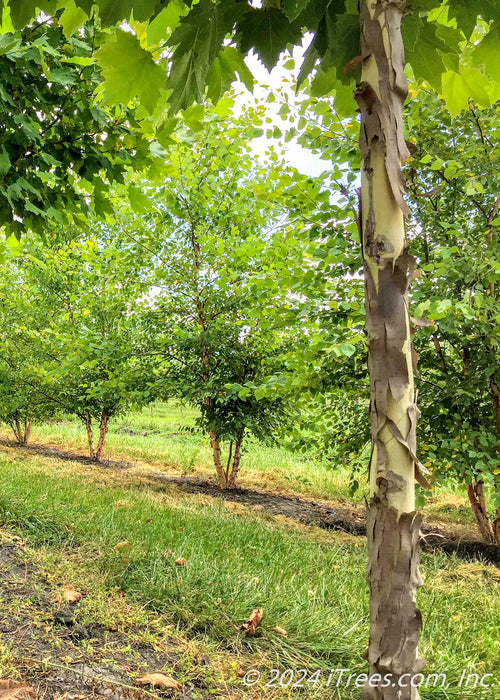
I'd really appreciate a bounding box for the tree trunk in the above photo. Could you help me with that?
[22,420,32,445]
[95,409,109,462]
[357,1,425,696]
[490,373,500,434]
[228,431,244,489]
[466,480,496,544]
[493,505,500,547]
[85,411,96,459]
[10,420,22,444]
[210,430,228,488]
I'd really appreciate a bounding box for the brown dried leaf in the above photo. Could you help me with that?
[174,557,188,567]
[136,673,182,690]
[62,584,82,603]
[273,626,287,636]
[113,540,130,551]
[0,679,36,699]
[240,608,264,634]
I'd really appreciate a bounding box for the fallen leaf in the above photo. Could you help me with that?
[113,540,130,551]
[0,679,36,699]
[273,626,287,636]
[174,557,188,567]
[136,673,182,690]
[240,608,264,634]
[63,584,82,603]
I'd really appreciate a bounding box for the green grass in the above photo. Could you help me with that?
[0,451,498,698]
[34,402,363,503]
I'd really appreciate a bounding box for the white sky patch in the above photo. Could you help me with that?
[232,41,329,178]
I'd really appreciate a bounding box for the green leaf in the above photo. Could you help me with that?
[0,148,11,178]
[59,0,88,38]
[127,184,151,213]
[96,29,165,114]
[459,66,491,107]
[321,11,360,83]
[472,22,500,79]
[236,7,303,71]
[283,0,309,22]
[167,0,245,113]
[146,1,187,47]
[404,16,449,89]
[206,46,253,104]
[8,0,57,29]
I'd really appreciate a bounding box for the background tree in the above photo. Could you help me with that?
[406,90,500,544]
[130,116,306,489]
[0,232,154,460]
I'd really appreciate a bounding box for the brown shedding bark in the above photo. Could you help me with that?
[357,1,426,696]
[210,430,227,489]
[95,409,109,462]
[490,373,500,435]
[85,411,95,459]
[228,431,244,489]
[466,481,496,545]
[493,506,500,547]
[10,419,32,445]
[365,503,424,699]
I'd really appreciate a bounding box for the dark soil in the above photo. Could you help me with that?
[149,475,500,567]
[0,543,210,699]
[1,437,499,568]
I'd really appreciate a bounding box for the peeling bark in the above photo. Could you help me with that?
[365,503,424,699]
[466,481,496,545]
[228,430,244,489]
[493,507,500,547]
[357,1,426,696]
[95,409,109,462]
[210,430,227,489]
[10,419,33,445]
[85,411,95,460]
[490,373,500,435]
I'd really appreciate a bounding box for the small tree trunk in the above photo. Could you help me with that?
[95,410,109,462]
[466,480,495,544]
[493,505,500,547]
[357,1,425,696]
[9,420,22,444]
[227,431,244,490]
[22,420,32,445]
[210,430,228,489]
[85,411,96,459]
[490,373,500,434]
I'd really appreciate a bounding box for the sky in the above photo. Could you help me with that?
[234,47,329,178]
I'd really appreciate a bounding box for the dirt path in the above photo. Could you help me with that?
[1,437,499,567]
[0,539,215,699]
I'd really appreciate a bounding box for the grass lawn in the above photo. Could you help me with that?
[0,404,497,698]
